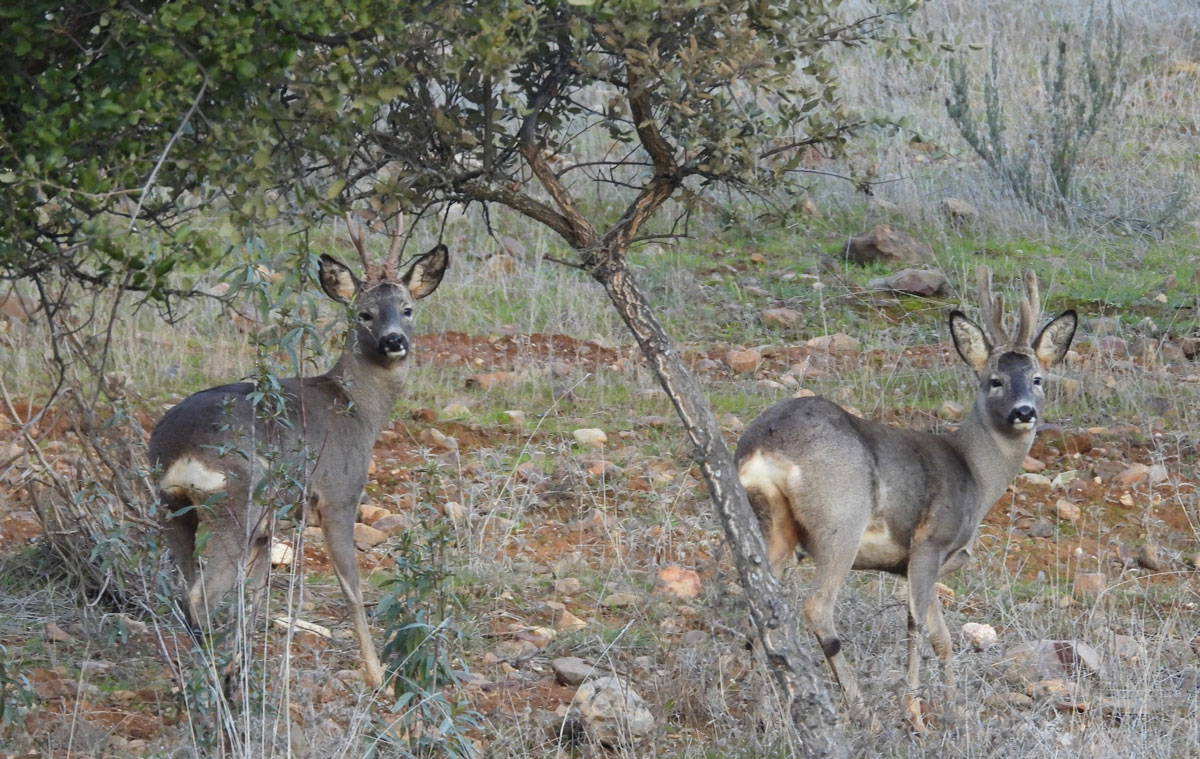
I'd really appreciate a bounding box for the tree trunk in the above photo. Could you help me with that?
[592,256,848,757]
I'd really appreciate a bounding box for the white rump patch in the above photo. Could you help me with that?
[738,450,798,494]
[161,457,227,496]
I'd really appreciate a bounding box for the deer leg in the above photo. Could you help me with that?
[903,550,943,731]
[803,544,863,707]
[320,504,385,688]
[926,599,954,693]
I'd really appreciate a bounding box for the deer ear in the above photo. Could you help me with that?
[401,244,449,300]
[1032,309,1077,369]
[949,311,991,372]
[318,254,359,305]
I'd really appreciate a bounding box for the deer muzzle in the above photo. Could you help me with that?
[379,333,409,358]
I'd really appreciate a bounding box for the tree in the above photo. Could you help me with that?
[4,1,922,752]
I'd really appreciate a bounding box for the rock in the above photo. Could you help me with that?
[1028,519,1054,538]
[269,541,295,566]
[352,523,388,548]
[1115,464,1149,486]
[1112,634,1147,665]
[573,428,607,449]
[1022,456,1046,472]
[418,427,459,452]
[44,622,74,644]
[1053,499,1081,523]
[805,333,860,353]
[1087,317,1120,335]
[554,577,583,595]
[1147,464,1168,485]
[553,608,587,632]
[1018,473,1052,488]
[866,269,949,297]
[1136,542,1164,571]
[656,566,701,599]
[962,622,998,650]
[718,413,745,432]
[442,401,471,417]
[359,504,391,524]
[371,513,413,536]
[501,409,526,425]
[942,197,978,223]
[761,308,802,328]
[571,676,656,744]
[682,630,709,646]
[755,379,786,391]
[443,501,466,523]
[603,592,639,608]
[1074,572,1105,597]
[1002,640,1103,684]
[842,225,936,266]
[553,657,600,686]
[1097,336,1129,355]
[726,348,762,373]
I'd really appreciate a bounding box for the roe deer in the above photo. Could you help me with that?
[735,268,1076,728]
[149,220,448,688]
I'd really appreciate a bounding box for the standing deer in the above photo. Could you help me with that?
[149,220,448,688]
[735,268,1076,728]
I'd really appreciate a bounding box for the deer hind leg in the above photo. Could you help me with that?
[739,453,803,577]
[319,498,385,688]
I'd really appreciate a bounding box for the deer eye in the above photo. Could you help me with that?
[1032,375,1043,386]
[989,377,1003,389]
[403,306,413,318]
[358,311,373,322]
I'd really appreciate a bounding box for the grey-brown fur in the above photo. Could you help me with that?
[149,240,449,688]
[735,268,1076,728]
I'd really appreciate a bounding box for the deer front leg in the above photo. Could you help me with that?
[903,549,943,731]
[321,503,385,688]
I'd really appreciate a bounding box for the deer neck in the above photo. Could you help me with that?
[323,350,407,437]
[949,399,1036,520]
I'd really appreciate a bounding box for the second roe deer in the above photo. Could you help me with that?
[735,267,1076,728]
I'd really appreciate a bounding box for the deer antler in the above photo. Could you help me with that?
[976,266,1009,346]
[344,212,384,283]
[1013,270,1041,347]
[383,213,405,281]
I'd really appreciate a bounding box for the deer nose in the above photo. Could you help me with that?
[1008,405,1036,425]
[380,333,408,356]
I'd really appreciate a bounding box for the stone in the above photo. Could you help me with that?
[1147,464,1169,485]
[842,225,936,266]
[44,622,74,644]
[718,413,745,432]
[656,566,701,599]
[359,503,390,524]
[726,348,762,373]
[553,657,600,686]
[371,513,413,535]
[805,332,860,353]
[1087,317,1120,335]
[501,409,526,425]
[1018,473,1052,488]
[443,501,466,523]
[572,676,656,744]
[269,541,295,566]
[866,268,949,297]
[942,197,978,223]
[1022,456,1046,472]
[573,428,607,448]
[961,622,998,650]
[761,308,802,328]
[1116,464,1149,486]
[554,577,583,595]
[418,427,459,452]
[938,400,965,420]
[1136,542,1164,571]
[603,592,639,608]
[353,523,388,548]
[1053,499,1081,523]
[442,401,471,416]
[1002,640,1103,684]
[553,609,587,632]
[682,630,709,646]
[1074,572,1105,597]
